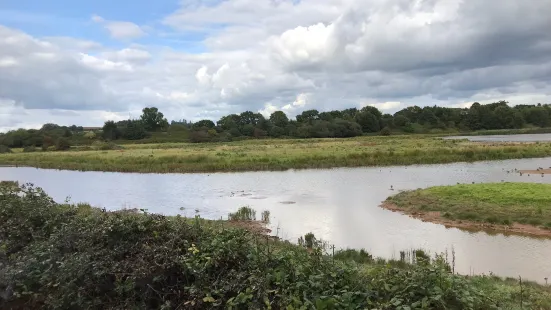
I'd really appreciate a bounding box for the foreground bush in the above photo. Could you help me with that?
[1,184,550,309]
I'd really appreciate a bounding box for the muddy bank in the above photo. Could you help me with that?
[381,201,551,238]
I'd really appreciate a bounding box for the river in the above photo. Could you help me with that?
[445,133,551,142]
[2,157,551,283]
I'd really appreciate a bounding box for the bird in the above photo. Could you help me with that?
[390,185,394,190]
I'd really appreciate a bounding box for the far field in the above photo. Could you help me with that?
[2,135,551,173]
[384,182,551,237]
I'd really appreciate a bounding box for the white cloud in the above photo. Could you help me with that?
[91,15,145,40]
[101,48,151,65]
[2,0,551,131]
[368,101,402,111]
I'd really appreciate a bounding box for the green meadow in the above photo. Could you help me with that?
[2,135,551,173]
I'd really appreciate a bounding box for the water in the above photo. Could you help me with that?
[445,133,551,142]
[2,157,551,283]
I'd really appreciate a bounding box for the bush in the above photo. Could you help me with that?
[23,145,37,152]
[0,184,548,310]
[55,138,71,151]
[91,141,122,151]
[380,126,391,136]
[0,145,12,153]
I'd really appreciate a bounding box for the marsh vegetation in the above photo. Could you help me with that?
[385,182,551,236]
[2,135,551,173]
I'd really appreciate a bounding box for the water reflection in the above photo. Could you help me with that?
[2,157,551,282]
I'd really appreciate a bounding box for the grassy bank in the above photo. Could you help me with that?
[385,183,551,236]
[2,135,551,173]
[1,183,550,309]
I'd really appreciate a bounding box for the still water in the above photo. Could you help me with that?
[2,157,551,282]
[445,133,551,142]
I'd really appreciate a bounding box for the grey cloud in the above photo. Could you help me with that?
[3,0,551,130]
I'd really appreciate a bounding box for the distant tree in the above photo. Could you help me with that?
[359,106,382,119]
[494,105,515,129]
[122,120,148,140]
[355,111,380,133]
[239,111,264,126]
[419,109,439,126]
[269,126,286,137]
[192,119,215,129]
[217,114,241,130]
[41,123,60,131]
[241,124,255,136]
[331,119,363,137]
[55,137,71,151]
[524,107,550,127]
[394,115,410,127]
[296,110,319,123]
[140,107,168,131]
[102,121,121,140]
[269,111,289,127]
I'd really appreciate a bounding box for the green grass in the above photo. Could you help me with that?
[387,182,551,228]
[1,182,550,309]
[2,135,551,173]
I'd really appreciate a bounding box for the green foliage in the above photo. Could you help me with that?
[55,137,71,151]
[380,126,391,136]
[102,120,121,140]
[0,184,550,309]
[91,141,122,151]
[121,120,148,140]
[23,145,37,152]
[269,111,289,127]
[0,145,12,153]
[141,107,169,131]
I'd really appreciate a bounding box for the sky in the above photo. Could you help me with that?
[1,0,551,132]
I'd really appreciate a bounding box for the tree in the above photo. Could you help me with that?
[394,115,410,127]
[269,111,289,127]
[122,120,148,140]
[102,121,121,140]
[359,106,382,119]
[494,105,515,129]
[192,120,215,129]
[331,119,362,137]
[239,111,264,126]
[140,107,168,132]
[419,109,439,126]
[296,110,319,123]
[355,111,380,133]
[55,137,71,151]
[217,114,241,130]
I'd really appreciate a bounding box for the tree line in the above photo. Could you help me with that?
[1,101,551,149]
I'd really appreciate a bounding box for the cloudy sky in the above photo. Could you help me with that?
[1,0,551,131]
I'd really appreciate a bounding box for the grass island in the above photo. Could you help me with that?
[383,182,551,237]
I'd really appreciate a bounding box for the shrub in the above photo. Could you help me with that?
[0,145,12,153]
[380,126,391,136]
[91,141,122,151]
[0,183,547,309]
[23,145,37,152]
[55,137,71,151]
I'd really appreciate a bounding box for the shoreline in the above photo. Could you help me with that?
[380,201,551,238]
